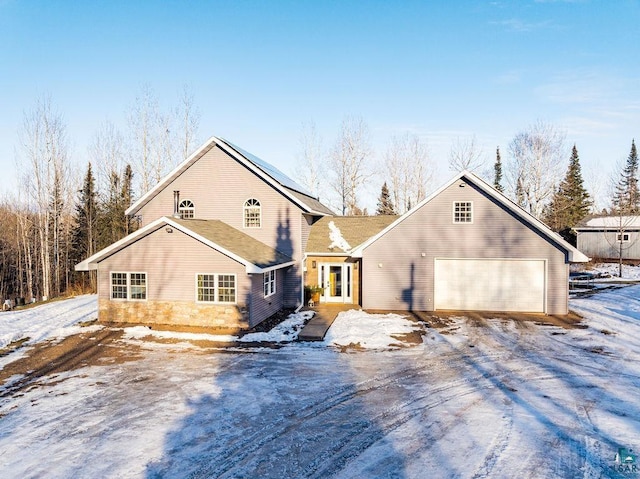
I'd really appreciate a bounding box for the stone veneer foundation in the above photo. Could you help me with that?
[98,299,250,329]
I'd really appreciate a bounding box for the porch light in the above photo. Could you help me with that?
[312,261,317,268]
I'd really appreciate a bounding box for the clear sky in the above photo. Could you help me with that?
[1,0,639,210]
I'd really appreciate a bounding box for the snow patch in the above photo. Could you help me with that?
[240,310,314,342]
[324,310,421,349]
[122,326,238,343]
[328,220,351,252]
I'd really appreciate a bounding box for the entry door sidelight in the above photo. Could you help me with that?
[319,263,352,303]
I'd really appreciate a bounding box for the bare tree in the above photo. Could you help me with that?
[127,84,161,195]
[448,136,485,173]
[506,120,566,218]
[175,84,200,162]
[328,116,373,215]
[294,120,325,199]
[384,133,433,214]
[18,96,70,300]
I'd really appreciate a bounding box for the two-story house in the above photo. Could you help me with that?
[76,135,589,329]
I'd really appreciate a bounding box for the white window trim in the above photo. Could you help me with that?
[618,233,630,242]
[243,198,262,229]
[195,273,237,304]
[453,201,473,224]
[264,270,276,298]
[110,271,148,301]
[178,199,195,219]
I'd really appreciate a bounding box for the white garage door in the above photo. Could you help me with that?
[434,259,546,312]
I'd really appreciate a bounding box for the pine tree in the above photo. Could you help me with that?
[376,182,396,215]
[543,145,591,240]
[493,146,504,192]
[70,163,98,289]
[613,140,640,214]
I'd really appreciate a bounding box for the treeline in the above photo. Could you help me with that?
[0,86,199,303]
[1,91,637,303]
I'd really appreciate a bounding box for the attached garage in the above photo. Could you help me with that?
[434,258,546,313]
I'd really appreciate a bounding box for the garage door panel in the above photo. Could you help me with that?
[434,259,545,312]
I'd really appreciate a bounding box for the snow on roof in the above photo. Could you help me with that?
[581,216,640,228]
[327,221,351,252]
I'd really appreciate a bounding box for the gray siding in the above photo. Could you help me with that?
[361,180,569,314]
[577,231,640,260]
[97,227,250,310]
[135,144,306,308]
[249,269,287,327]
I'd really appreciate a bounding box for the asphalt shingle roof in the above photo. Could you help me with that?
[306,216,398,253]
[172,218,294,268]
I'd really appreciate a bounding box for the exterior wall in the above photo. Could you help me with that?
[96,226,258,327]
[249,267,287,326]
[577,231,640,260]
[135,145,305,308]
[98,299,248,329]
[304,256,360,305]
[361,180,570,314]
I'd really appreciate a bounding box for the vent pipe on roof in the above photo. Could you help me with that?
[173,191,180,218]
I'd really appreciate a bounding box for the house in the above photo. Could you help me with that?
[350,171,588,315]
[76,136,588,328]
[76,136,333,329]
[575,215,640,261]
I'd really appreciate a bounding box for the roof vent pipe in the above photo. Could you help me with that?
[173,191,180,218]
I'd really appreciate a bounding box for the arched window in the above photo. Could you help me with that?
[179,199,195,219]
[244,198,261,228]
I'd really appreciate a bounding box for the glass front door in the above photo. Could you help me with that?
[319,263,352,303]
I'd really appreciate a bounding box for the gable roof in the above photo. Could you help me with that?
[126,136,334,217]
[575,215,640,230]
[351,170,589,263]
[306,215,399,254]
[75,217,295,274]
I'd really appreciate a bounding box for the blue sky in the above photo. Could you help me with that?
[1,0,639,209]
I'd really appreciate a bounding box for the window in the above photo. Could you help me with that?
[264,270,276,297]
[196,274,236,303]
[179,199,195,219]
[111,272,128,299]
[618,233,630,242]
[244,198,261,228]
[111,272,147,300]
[453,201,473,223]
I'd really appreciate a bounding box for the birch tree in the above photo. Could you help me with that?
[329,116,373,215]
[18,96,70,301]
[506,120,566,218]
[383,133,433,214]
[294,120,325,199]
[175,85,200,163]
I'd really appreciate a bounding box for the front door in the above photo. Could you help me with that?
[319,263,352,303]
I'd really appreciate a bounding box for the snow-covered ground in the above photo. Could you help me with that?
[1,289,640,478]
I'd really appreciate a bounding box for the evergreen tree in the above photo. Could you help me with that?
[70,163,98,289]
[376,182,396,215]
[543,144,591,241]
[493,147,504,192]
[613,140,640,214]
[97,164,136,249]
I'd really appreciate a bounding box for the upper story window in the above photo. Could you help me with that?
[453,201,473,223]
[244,198,261,228]
[179,199,195,219]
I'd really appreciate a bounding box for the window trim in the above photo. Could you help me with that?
[618,233,630,242]
[195,273,237,304]
[110,271,147,301]
[178,199,195,219]
[453,201,473,224]
[264,270,276,298]
[243,198,262,229]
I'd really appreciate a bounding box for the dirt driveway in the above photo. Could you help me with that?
[0,309,584,398]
